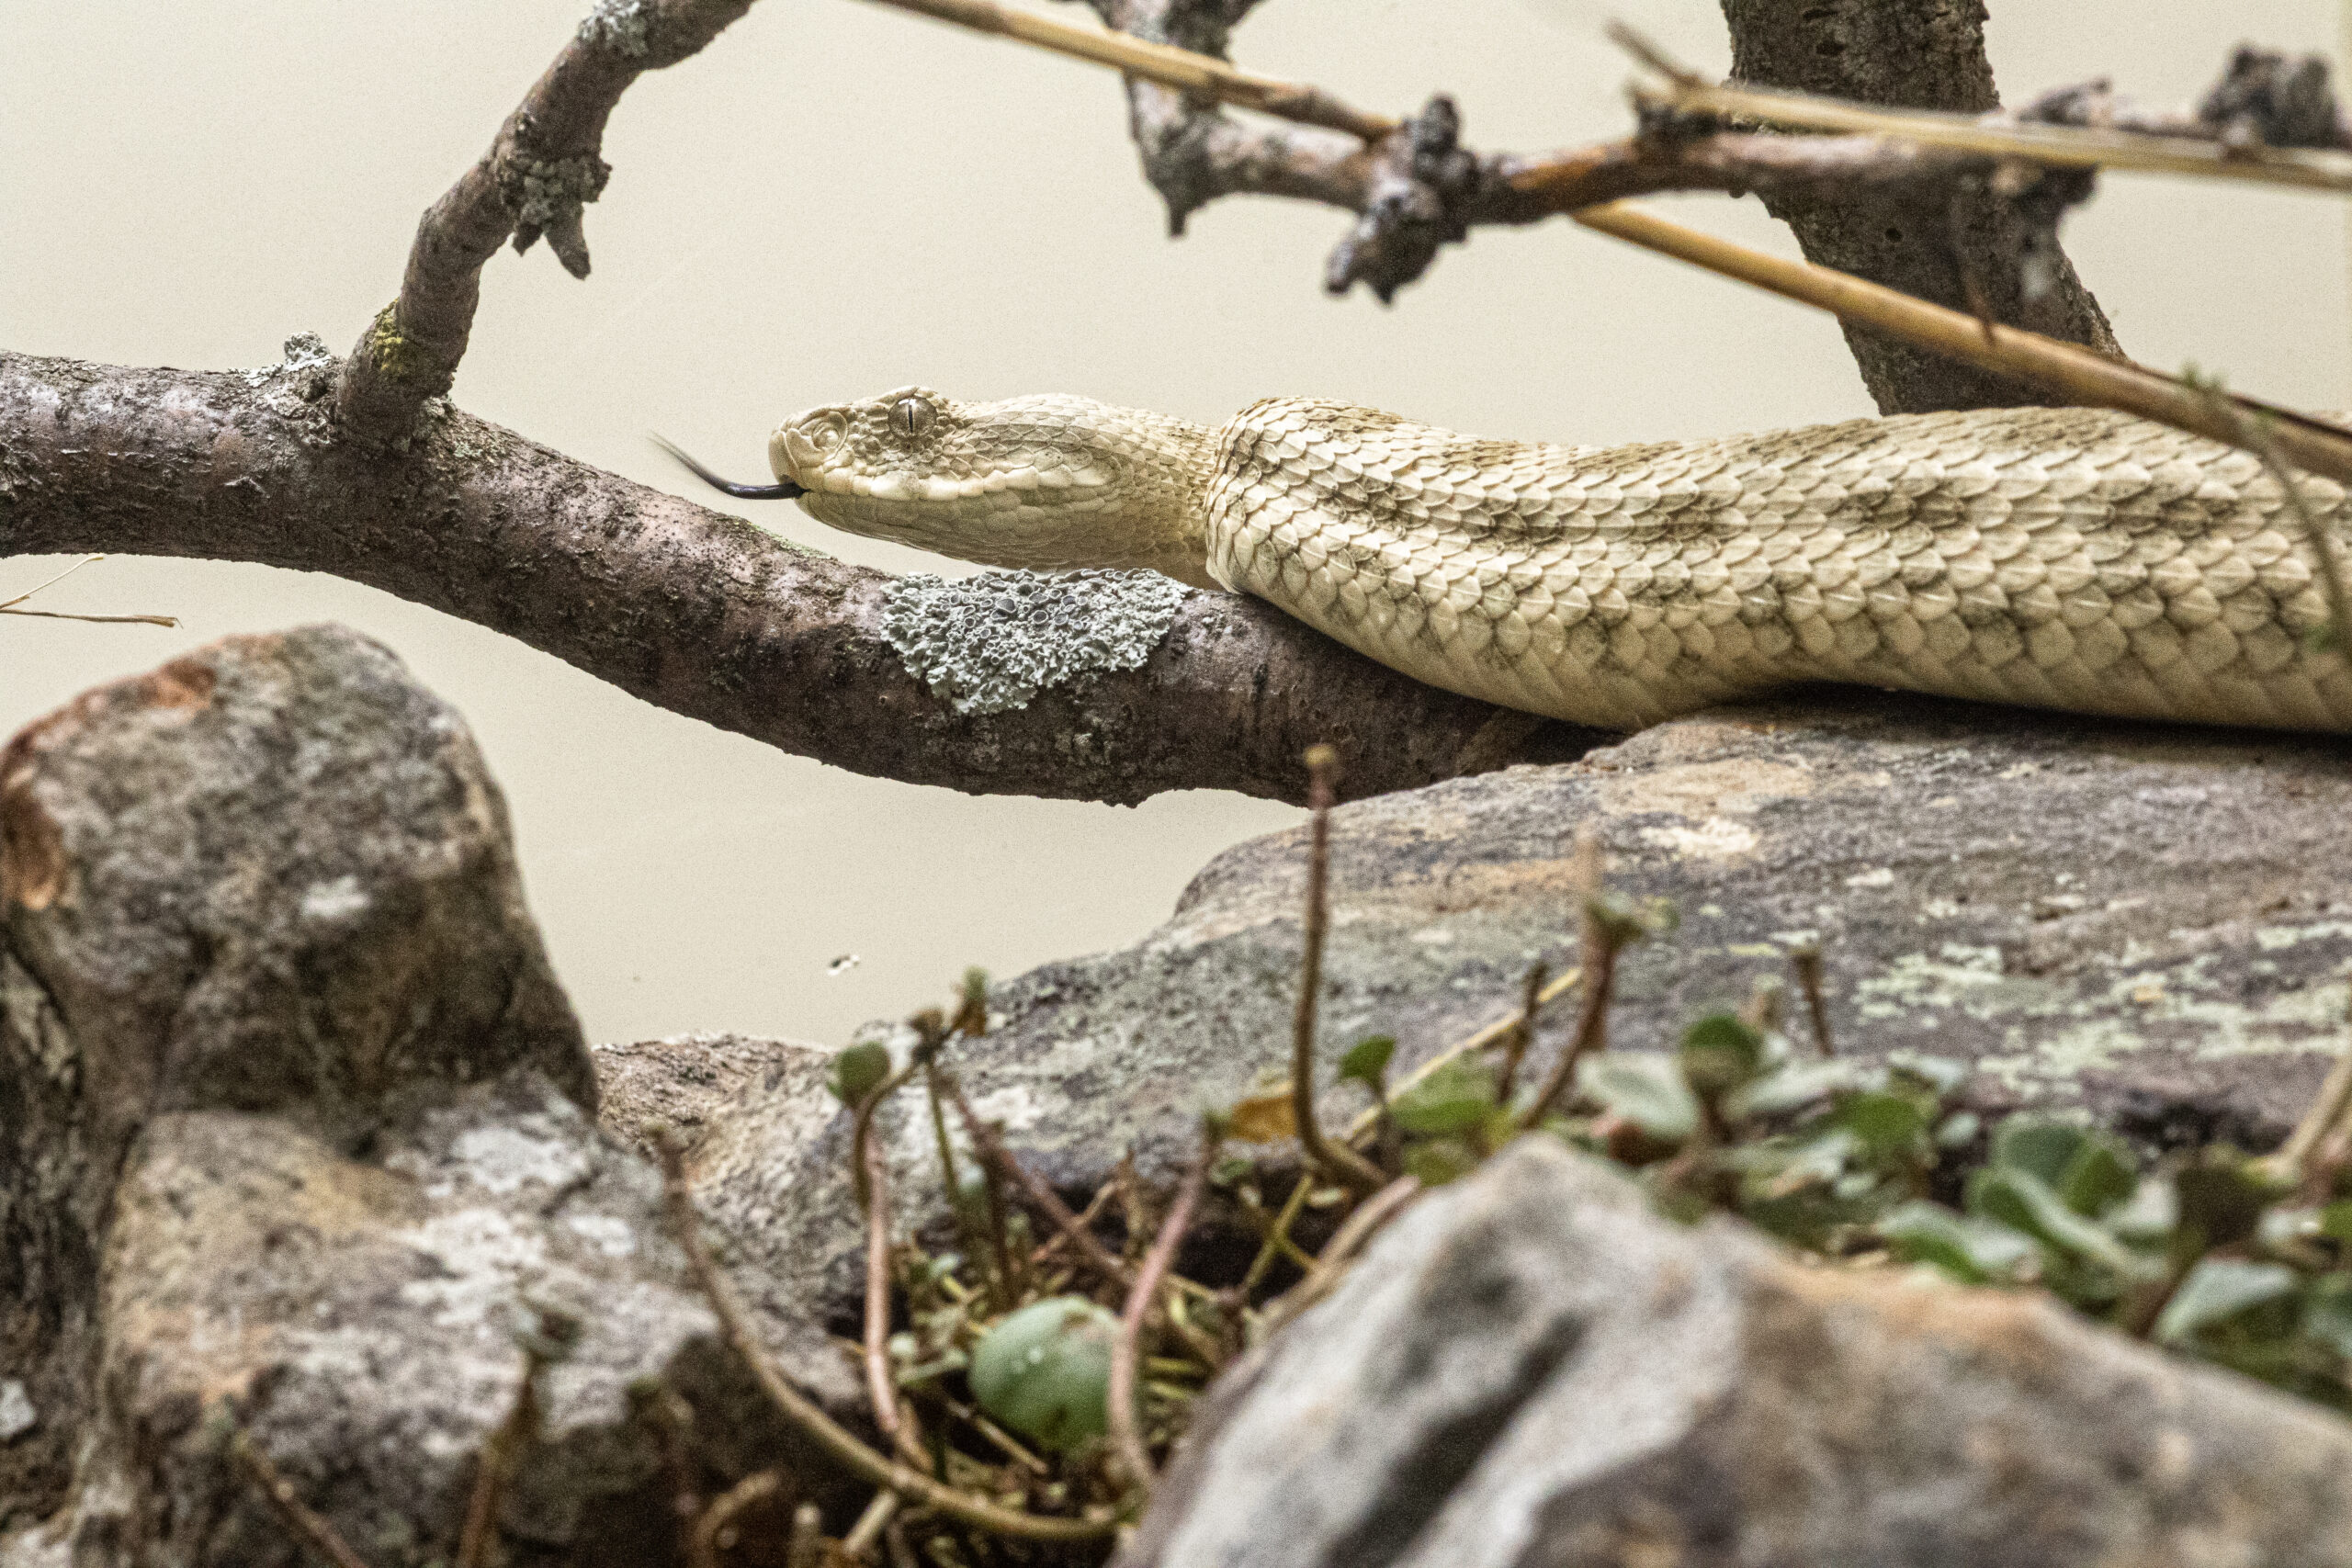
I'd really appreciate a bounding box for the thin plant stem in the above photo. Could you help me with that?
[1343,967,1582,1144]
[1495,961,1549,1103]
[1787,941,1835,1059]
[655,1137,1114,1545]
[1521,827,1618,1126]
[1029,1179,1117,1270]
[786,1501,827,1568]
[841,1491,901,1562]
[1113,1131,1219,1494]
[0,553,178,626]
[857,0,1394,140]
[1291,745,1388,1194]
[1611,23,2352,195]
[690,1471,786,1568]
[229,1429,376,1568]
[948,1079,1130,1288]
[1237,1175,1318,1297]
[1571,201,2352,490]
[458,1345,546,1568]
[853,1066,927,1469]
[1258,1176,1422,1337]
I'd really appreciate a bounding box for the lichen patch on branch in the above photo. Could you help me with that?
[882,570,1192,716]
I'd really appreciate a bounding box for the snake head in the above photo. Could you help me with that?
[766,386,1217,581]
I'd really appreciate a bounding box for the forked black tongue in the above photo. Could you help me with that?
[650,434,806,500]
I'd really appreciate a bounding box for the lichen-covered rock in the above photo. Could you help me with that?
[58,1072,854,1568]
[691,694,2352,1325]
[0,628,854,1563]
[593,1032,825,1159]
[1120,1137,2352,1568]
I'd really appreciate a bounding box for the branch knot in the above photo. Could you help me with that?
[1325,96,1486,304]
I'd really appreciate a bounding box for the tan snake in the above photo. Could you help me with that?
[668,388,2352,732]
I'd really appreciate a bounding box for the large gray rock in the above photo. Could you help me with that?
[695,694,2352,1325]
[1121,1137,2352,1568]
[0,628,855,1564]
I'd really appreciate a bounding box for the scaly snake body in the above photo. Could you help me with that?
[729,388,2352,732]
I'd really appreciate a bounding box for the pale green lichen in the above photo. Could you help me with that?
[577,0,653,56]
[881,570,1191,716]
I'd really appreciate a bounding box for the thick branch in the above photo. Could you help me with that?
[2,350,1589,806]
[1718,0,2119,413]
[334,0,758,444]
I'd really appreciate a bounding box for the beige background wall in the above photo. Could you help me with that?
[4,0,2345,1048]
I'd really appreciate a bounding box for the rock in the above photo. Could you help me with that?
[1,628,857,1563]
[62,1073,856,1567]
[1121,1136,2352,1568]
[693,694,2352,1325]
[593,1032,827,1159]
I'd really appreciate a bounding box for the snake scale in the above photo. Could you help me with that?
[678,387,2352,733]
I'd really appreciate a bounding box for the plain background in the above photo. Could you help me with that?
[5,0,2346,1048]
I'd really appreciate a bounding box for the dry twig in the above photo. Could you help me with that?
[1521,827,1620,1126]
[1571,201,2352,489]
[948,1080,1132,1288]
[656,1137,1115,1544]
[1112,1130,1219,1494]
[229,1428,376,1568]
[0,554,177,628]
[1290,746,1389,1194]
[690,1470,788,1568]
[1257,1175,1422,1337]
[1612,23,2352,195]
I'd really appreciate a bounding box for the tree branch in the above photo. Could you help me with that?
[334,0,761,444]
[2,348,1581,806]
[1717,0,2120,413]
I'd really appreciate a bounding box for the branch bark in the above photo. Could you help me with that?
[2,349,1588,807]
[334,0,760,444]
[1718,0,2120,412]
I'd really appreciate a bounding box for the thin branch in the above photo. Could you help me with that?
[1256,1175,1420,1337]
[334,1,760,440]
[656,1136,1115,1544]
[1787,940,1834,1059]
[1494,961,1548,1104]
[1613,24,2352,195]
[458,1346,545,1568]
[1571,201,2352,489]
[1290,746,1389,1194]
[861,0,1391,138]
[229,1428,377,1568]
[0,554,178,627]
[4,353,1552,809]
[948,1079,1133,1288]
[1521,827,1619,1127]
[1343,967,1582,1145]
[690,1470,787,1568]
[852,1065,926,1468]
[1112,1129,1217,1495]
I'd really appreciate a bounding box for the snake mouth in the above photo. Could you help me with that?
[650,434,807,501]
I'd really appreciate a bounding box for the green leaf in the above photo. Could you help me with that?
[1833,1091,1928,1162]
[1339,1034,1397,1089]
[1403,1137,1484,1187]
[2174,1151,2279,1254]
[1722,1058,1863,1122]
[1679,1013,1765,1099]
[2154,1259,2300,1346]
[1887,1053,1970,1096]
[968,1297,1116,1453]
[2058,1135,2138,1219]
[1390,1056,1499,1135]
[2320,1200,2352,1245]
[1989,1119,2087,1188]
[2302,1275,2352,1360]
[1933,1111,1983,1150]
[1966,1167,2145,1279]
[828,1041,893,1106]
[1577,1055,1700,1143]
[2104,1176,2178,1247]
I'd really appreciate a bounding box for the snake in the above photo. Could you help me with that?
[662,388,2352,733]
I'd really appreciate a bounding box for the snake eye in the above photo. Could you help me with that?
[890,396,936,440]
